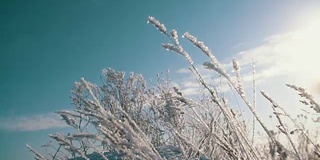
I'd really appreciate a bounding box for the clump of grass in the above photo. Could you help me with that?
[27,16,320,160]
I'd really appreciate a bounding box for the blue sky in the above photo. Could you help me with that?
[1,1,320,159]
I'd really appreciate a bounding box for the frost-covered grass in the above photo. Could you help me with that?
[27,16,320,160]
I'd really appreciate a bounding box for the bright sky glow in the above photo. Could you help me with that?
[178,8,320,92]
[236,10,320,93]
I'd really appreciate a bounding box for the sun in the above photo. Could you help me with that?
[274,9,320,93]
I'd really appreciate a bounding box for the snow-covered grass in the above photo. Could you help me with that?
[27,16,320,160]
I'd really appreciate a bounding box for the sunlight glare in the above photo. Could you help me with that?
[276,10,320,93]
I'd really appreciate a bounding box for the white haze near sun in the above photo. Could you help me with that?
[236,10,320,95]
[174,10,320,130]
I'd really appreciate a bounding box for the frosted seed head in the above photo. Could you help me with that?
[147,16,167,34]
[171,29,178,38]
[171,29,179,44]
[232,59,240,71]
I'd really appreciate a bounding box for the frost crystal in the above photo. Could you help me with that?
[203,62,228,78]
[171,29,179,44]
[161,43,193,64]
[232,59,240,71]
[183,32,226,75]
[147,16,167,34]
[162,43,181,52]
[183,32,210,55]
